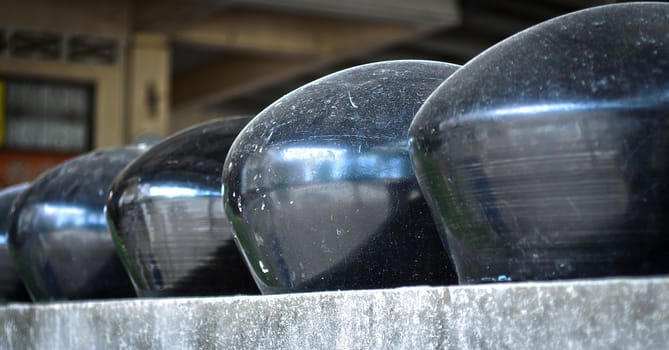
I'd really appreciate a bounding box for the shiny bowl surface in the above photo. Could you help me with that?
[224,60,460,294]
[0,183,30,301]
[107,117,259,297]
[9,146,146,301]
[409,3,669,284]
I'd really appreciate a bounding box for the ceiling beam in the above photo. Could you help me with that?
[172,8,429,57]
[231,0,459,25]
[133,0,459,34]
[462,9,538,39]
[407,30,493,61]
[172,52,313,115]
[0,0,129,39]
[171,5,461,117]
[131,0,227,33]
[541,0,615,9]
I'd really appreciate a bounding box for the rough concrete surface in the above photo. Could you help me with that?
[0,277,667,349]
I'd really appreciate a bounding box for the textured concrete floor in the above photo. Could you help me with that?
[0,277,667,349]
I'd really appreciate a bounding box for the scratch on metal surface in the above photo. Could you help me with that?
[347,91,358,109]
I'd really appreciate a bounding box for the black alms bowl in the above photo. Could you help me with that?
[223,60,459,294]
[107,117,259,297]
[409,3,669,284]
[0,183,30,301]
[8,146,145,301]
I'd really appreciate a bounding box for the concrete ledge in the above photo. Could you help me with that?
[0,277,668,349]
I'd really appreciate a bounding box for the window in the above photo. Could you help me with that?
[1,77,94,152]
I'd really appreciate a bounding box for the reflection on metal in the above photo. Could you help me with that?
[0,183,30,301]
[224,60,459,294]
[107,117,258,297]
[277,146,409,182]
[33,204,107,227]
[8,146,145,301]
[410,3,669,284]
[146,185,202,199]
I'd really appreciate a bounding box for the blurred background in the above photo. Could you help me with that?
[0,0,644,186]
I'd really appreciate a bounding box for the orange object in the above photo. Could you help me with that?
[0,150,77,187]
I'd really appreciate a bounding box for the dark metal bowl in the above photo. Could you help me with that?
[8,146,146,301]
[0,183,30,302]
[409,3,669,284]
[107,117,259,297]
[224,60,460,294]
